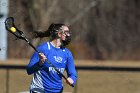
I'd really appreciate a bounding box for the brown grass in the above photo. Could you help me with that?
[1,59,140,93]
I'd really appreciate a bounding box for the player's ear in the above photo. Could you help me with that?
[57,31,62,37]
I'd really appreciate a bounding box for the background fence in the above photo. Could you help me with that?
[1,61,140,93]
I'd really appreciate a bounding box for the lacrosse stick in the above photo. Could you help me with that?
[5,17,72,86]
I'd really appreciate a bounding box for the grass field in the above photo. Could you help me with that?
[1,59,140,93]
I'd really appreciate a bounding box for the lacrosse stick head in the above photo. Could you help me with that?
[5,17,26,40]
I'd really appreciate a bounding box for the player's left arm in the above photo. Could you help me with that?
[65,51,77,87]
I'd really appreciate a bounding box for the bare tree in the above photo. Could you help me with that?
[8,0,140,60]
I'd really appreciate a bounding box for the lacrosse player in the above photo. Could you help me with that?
[27,24,77,93]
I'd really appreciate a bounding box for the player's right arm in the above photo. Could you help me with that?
[27,44,47,75]
[27,52,42,75]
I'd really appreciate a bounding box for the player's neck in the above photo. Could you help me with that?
[51,39,61,48]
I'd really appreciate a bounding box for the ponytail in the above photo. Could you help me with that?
[33,23,65,38]
[34,30,51,38]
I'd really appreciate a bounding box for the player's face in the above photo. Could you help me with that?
[59,26,71,40]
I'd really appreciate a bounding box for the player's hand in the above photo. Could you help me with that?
[66,77,74,86]
[39,53,47,66]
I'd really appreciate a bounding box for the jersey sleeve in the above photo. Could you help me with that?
[26,43,46,75]
[65,50,77,87]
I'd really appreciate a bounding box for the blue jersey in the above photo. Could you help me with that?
[27,42,77,93]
